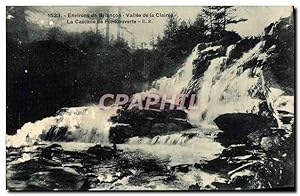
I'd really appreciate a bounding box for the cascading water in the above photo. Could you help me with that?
[6,106,117,147]
[6,40,283,147]
[188,41,270,125]
[6,45,202,148]
[122,129,223,165]
[149,44,200,96]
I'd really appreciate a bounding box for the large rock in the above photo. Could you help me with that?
[214,113,276,133]
[40,143,63,159]
[109,124,133,143]
[41,126,70,141]
[247,128,285,149]
[87,145,116,160]
[171,164,191,173]
[109,109,193,143]
[188,183,201,190]
[214,113,277,146]
[227,37,260,61]
[26,167,86,190]
[221,144,249,157]
[260,136,283,152]
[192,45,226,79]
[262,14,294,94]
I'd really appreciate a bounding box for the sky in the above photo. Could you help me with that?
[27,6,293,45]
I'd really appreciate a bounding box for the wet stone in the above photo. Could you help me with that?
[87,145,117,160]
[171,164,191,173]
[26,167,86,191]
[188,183,201,190]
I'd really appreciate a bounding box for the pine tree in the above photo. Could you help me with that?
[149,33,156,49]
[6,6,29,43]
[201,6,247,40]
[130,37,136,49]
[217,6,247,31]
[163,13,181,43]
[46,27,63,41]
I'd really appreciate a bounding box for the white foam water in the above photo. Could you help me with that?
[6,106,117,147]
[149,44,200,96]
[122,128,223,166]
[7,41,292,149]
[188,41,271,125]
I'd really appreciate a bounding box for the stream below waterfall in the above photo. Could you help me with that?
[7,127,226,190]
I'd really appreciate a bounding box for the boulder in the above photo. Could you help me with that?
[214,113,276,146]
[221,144,249,157]
[247,128,285,150]
[188,183,201,190]
[40,144,63,159]
[26,167,86,190]
[87,145,116,160]
[260,137,275,151]
[278,111,294,124]
[44,143,63,152]
[109,109,193,143]
[39,157,62,167]
[211,181,232,190]
[112,108,188,124]
[214,113,275,134]
[247,129,271,146]
[171,164,191,173]
[109,124,133,143]
[215,31,242,47]
[228,172,254,189]
[197,157,230,174]
[260,136,282,152]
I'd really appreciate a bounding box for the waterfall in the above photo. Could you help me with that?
[188,41,270,125]
[147,41,272,126]
[123,129,224,165]
[149,44,200,96]
[6,106,117,147]
[6,41,281,147]
[6,44,203,148]
[126,129,221,146]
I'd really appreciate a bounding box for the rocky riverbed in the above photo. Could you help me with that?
[7,108,294,191]
[6,128,225,191]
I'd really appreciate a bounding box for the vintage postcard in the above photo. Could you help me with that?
[6,6,295,191]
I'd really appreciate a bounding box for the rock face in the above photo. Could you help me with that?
[109,109,193,143]
[200,131,293,190]
[193,45,226,79]
[262,14,295,94]
[109,124,134,143]
[227,37,260,61]
[214,113,276,133]
[201,22,295,187]
[41,126,69,141]
[199,110,294,190]
[214,113,277,146]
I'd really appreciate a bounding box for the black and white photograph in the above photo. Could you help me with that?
[6,5,295,191]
